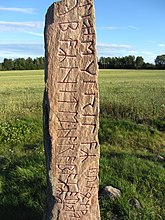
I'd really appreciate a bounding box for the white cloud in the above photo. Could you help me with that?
[0,42,44,61]
[148,40,155,43]
[25,31,43,37]
[97,43,135,58]
[97,43,132,51]
[97,25,139,31]
[128,50,137,54]
[0,21,43,28]
[0,21,43,32]
[128,25,139,30]
[97,26,120,30]
[0,7,36,14]
[158,44,165,47]
[97,43,156,63]
[142,51,153,55]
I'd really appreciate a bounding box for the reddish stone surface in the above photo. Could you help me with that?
[44,1,100,219]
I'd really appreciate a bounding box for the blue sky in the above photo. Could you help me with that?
[0,0,165,63]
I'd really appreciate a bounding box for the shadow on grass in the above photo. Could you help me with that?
[0,205,42,220]
[99,198,124,220]
[0,154,46,220]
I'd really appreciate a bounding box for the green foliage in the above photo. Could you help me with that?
[99,118,163,153]
[2,58,14,70]
[0,118,43,157]
[1,57,45,71]
[135,56,144,69]
[99,69,165,126]
[0,120,37,144]
[155,54,165,69]
[99,55,136,69]
[98,55,163,69]
[99,144,165,220]
[1,53,165,71]
[0,116,45,219]
[0,69,164,219]
[98,69,165,219]
[0,155,46,220]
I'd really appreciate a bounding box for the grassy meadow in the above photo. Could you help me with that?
[0,69,165,219]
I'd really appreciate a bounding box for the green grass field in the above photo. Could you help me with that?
[0,69,165,219]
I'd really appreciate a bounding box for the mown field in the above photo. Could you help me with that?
[0,69,165,220]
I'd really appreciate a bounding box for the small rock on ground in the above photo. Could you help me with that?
[129,198,141,209]
[102,186,121,200]
[157,155,164,162]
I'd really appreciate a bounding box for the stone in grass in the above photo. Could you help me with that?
[129,198,141,209]
[157,155,165,162]
[104,211,120,220]
[111,213,120,220]
[102,186,121,200]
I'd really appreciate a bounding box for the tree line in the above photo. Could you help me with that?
[0,57,45,71]
[0,54,165,71]
[98,54,165,69]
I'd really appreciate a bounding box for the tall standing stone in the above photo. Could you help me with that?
[44,0,100,219]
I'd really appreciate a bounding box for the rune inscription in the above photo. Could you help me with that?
[44,0,100,219]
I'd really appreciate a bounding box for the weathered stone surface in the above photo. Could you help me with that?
[129,198,141,209]
[43,0,100,219]
[157,155,165,162]
[102,186,121,200]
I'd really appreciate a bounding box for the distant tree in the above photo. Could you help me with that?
[135,56,144,69]
[123,55,136,69]
[111,57,117,68]
[143,62,155,69]
[155,55,165,69]
[99,55,137,69]
[2,55,160,71]
[26,57,34,70]
[113,57,120,68]
[33,58,40,69]
[33,57,45,69]
[2,58,14,70]
[1,57,45,71]
[99,57,108,69]
[38,57,45,69]
[14,58,26,70]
